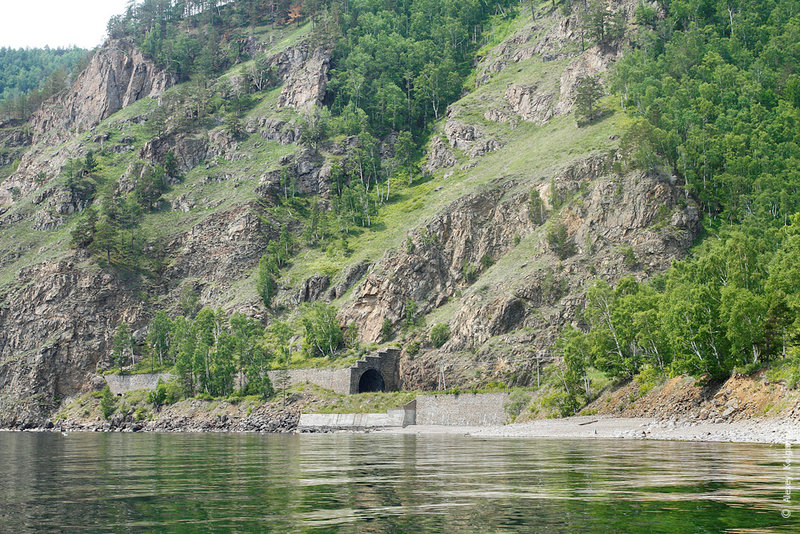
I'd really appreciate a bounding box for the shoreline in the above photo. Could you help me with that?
[6,415,800,445]
[380,416,800,445]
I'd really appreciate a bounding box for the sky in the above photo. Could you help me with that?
[0,0,131,49]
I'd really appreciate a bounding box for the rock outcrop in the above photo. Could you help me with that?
[276,44,331,112]
[31,40,175,144]
[0,259,144,426]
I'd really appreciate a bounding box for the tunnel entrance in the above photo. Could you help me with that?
[358,369,385,393]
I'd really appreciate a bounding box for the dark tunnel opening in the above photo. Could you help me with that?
[358,369,385,393]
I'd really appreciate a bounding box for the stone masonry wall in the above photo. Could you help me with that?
[416,392,510,426]
[267,368,353,395]
[104,373,173,395]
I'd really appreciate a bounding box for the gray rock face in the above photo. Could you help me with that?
[0,260,144,426]
[341,152,700,390]
[425,135,457,173]
[276,44,331,112]
[444,116,503,158]
[30,40,175,144]
[0,40,175,207]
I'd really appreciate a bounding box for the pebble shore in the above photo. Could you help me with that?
[388,416,800,444]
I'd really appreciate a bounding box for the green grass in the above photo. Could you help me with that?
[301,384,417,414]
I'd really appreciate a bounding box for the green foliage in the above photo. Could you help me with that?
[172,308,275,398]
[430,323,451,348]
[146,311,172,369]
[553,1,800,403]
[100,385,117,420]
[545,221,576,260]
[70,206,98,249]
[380,317,393,341]
[301,302,343,358]
[147,378,182,406]
[256,253,279,308]
[111,323,135,368]
[504,391,531,421]
[613,0,800,223]
[404,299,420,329]
[462,262,479,283]
[528,187,546,225]
[574,75,604,125]
[0,46,88,120]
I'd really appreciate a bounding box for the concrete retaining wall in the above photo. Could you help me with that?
[267,368,353,395]
[104,373,173,395]
[298,411,407,429]
[415,392,510,426]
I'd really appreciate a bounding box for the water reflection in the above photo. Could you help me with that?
[0,432,797,532]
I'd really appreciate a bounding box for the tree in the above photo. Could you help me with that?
[70,206,98,248]
[528,188,546,225]
[301,302,343,358]
[555,325,592,415]
[404,299,419,329]
[100,385,117,419]
[147,311,172,368]
[256,253,279,308]
[111,323,135,368]
[546,221,576,259]
[430,323,450,348]
[393,130,417,184]
[574,75,604,125]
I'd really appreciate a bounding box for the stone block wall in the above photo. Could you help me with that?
[415,392,510,426]
[267,368,353,395]
[104,373,173,395]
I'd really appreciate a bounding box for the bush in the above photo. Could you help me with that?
[504,391,531,421]
[430,324,451,348]
[100,385,116,419]
[301,302,344,357]
[546,221,576,260]
[462,262,478,283]
[380,318,393,341]
[147,379,182,406]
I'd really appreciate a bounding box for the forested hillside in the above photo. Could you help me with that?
[1,0,799,426]
[0,47,89,120]
[555,0,800,414]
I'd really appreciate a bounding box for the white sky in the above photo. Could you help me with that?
[0,0,131,49]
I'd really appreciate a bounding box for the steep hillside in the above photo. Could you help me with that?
[0,0,754,427]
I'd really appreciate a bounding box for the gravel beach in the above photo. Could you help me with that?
[383,416,800,444]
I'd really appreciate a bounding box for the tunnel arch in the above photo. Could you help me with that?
[358,369,385,393]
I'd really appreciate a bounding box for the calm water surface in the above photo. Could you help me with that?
[0,432,798,532]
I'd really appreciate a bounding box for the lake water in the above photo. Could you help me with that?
[0,432,798,532]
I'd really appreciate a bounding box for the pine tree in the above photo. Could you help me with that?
[574,75,604,125]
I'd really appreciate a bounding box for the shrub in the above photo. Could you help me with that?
[546,221,576,260]
[430,323,451,348]
[504,391,531,421]
[380,318,393,341]
[100,385,116,419]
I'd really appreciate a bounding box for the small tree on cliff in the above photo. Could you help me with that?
[301,302,343,358]
[574,75,604,125]
[112,323,135,368]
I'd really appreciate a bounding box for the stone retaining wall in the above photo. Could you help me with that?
[267,368,353,395]
[415,392,510,426]
[104,373,173,395]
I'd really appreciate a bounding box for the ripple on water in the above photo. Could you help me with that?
[0,432,798,532]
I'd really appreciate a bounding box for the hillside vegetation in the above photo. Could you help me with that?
[0,0,799,424]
